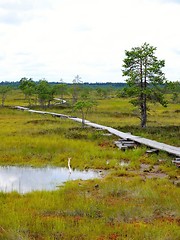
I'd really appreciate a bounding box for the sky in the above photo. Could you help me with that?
[0,0,180,83]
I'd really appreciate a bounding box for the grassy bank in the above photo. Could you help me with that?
[0,177,180,240]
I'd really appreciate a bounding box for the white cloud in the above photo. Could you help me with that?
[0,0,53,11]
[0,0,180,82]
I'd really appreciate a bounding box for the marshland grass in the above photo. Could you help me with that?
[41,97,180,146]
[0,108,151,169]
[0,177,179,239]
[0,91,180,239]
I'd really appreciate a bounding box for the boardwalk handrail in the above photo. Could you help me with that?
[14,106,180,157]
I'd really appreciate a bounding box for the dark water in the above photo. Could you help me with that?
[0,166,101,193]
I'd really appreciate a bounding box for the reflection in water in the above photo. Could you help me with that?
[0,166,100,193]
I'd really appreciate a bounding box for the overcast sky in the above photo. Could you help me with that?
[0,0,180,83]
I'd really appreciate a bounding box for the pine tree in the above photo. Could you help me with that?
[122,42,167,128]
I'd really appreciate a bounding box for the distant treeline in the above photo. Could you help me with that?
[0,80,180,93]
[83,82,126,89]
[0,81,126,89]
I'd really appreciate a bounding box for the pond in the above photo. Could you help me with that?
[0,166,101,194]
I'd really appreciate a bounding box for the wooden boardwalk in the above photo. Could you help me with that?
[15,106,180,157]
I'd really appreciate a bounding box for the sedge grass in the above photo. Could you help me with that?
[0,93,180,239]
[0,177,179,239]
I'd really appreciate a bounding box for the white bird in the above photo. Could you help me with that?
[68,158,72,174]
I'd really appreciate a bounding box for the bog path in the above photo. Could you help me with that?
[15,106,180,157]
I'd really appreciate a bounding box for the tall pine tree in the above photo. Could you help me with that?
[122,42,167,128]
